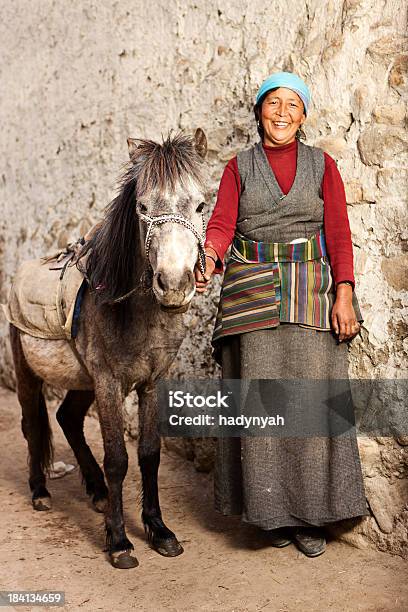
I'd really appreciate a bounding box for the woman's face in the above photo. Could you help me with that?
[260,87,306,146]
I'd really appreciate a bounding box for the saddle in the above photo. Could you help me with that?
[1,242,87,341]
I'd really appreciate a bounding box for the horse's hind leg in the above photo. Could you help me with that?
[138,385,183,557]
[56,390,108,512]
[9,325,53,511]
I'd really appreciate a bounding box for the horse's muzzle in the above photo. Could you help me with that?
[153,269,195,309]
[159,303,190,314]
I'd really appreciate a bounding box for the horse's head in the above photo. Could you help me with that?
[128,130,208,312]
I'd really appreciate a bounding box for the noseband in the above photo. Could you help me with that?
[112,211,207,303]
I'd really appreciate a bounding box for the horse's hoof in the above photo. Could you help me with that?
[92,497,108,513]
[32,497,52,511]
[152,537,184,557]
[110,550,139,569]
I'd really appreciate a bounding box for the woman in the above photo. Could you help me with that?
[195,71,368,557]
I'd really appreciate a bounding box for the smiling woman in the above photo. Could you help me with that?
[195,71,368,559]
[257,88,306,146]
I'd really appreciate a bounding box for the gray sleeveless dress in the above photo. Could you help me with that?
[214,141,369,529]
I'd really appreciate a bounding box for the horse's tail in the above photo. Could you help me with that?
[9,323,54,474]
[37,391,54,474]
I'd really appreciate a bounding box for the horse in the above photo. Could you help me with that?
[8,129,208,569]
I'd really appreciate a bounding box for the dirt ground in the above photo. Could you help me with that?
[0,387,407,612]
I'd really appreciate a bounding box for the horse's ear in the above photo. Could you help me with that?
[194,128,207,159]
[127,138,138,159]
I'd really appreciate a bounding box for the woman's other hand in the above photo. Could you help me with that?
[331,283,361,342]
[195,249,217,293]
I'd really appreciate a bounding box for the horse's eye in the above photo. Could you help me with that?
[138,203,148,214]
[196,202,205,213]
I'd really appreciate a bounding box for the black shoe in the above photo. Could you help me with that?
[292,527,326,557]
[264,527,292,548]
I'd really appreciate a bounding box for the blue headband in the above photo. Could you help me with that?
[256,72,310,115]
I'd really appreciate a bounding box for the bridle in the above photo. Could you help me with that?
[140,211,206,273]
[111,210,207,303]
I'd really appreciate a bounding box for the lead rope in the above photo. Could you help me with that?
[112,212,206,303]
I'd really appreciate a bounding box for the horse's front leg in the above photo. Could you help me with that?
[138,384,183,557]
[94,379,138,569]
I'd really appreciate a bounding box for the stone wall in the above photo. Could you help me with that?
[0,0,407,557]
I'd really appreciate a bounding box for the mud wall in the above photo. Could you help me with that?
[0,0,407,557]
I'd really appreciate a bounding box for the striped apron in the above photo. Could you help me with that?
[212,228,363,350]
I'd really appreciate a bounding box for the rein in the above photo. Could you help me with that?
[111,211,207,303]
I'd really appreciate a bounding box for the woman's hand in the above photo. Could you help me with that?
[194,249,217,293]
[331,283,361,342]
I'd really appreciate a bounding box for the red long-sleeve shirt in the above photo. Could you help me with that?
[205,140,355,288]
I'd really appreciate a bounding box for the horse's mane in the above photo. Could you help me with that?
[130,131,205,196]
[78,132,204,311]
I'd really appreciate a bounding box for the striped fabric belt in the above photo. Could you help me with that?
[212,229,338,346]
[231,228,327,262]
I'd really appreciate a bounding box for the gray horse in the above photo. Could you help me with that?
[9,129,208,569]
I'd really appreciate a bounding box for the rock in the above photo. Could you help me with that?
[389,54,408,93]
[367,310,390,346]
[367,36,408,60]
[358,438,381,478]
[354,251,368,275]
[314,137,347,159]
[57,231,70,249]
[163,437,194,461]
[192,438,215,472]
[344,180,363,204]
[377,168,408,201]
[163,437,214,472]
[352,85,378,123]
[78,218,92,237]
[328,517,371,551]
[381,255,408,291]
[357,126,408,166]
[123,395,138,439]
[321,34,345,62]
[365,477,395,533]
[372,103,407,126]
[206,127,230,151]
[49,461,76,479]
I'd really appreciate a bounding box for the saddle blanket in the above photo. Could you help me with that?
[1,258,86,340]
